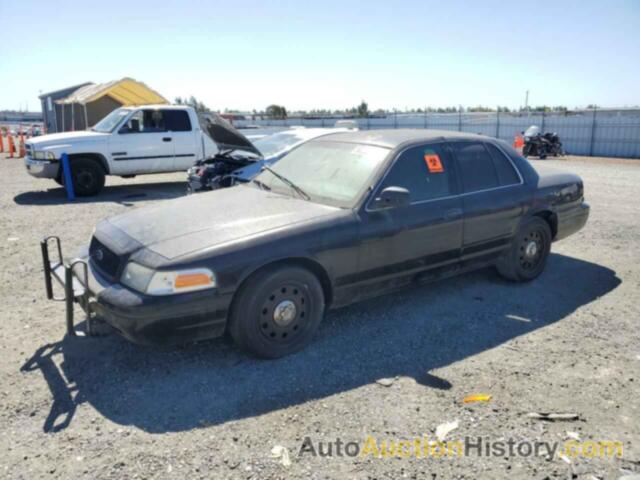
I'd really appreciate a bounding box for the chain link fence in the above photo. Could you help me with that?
[236,109,640,158]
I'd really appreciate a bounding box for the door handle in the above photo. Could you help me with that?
[443,208,463,220]
[162,137,172,142]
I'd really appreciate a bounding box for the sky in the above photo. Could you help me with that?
[1,0,639,113]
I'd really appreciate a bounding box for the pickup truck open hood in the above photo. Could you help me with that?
[198,113,262,157]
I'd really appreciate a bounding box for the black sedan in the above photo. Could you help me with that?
[42,130,589,358]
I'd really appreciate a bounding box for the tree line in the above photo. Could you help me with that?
[174,96,599,119]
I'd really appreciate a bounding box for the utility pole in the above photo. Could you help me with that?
[524,90,529,113]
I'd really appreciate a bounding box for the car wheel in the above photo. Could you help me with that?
[228,265,325,358]
[69,158,105,196]
[496,217,552,282]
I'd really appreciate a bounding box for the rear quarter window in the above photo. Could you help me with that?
[485,143,520,186]
[452,142,499,193]
[163,110,192,132]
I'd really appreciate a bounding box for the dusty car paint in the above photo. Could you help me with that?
[46,130,589,346]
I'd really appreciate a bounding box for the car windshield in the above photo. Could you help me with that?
[252,132,308,158]
[92,108,131,133]
[251,140,390,208]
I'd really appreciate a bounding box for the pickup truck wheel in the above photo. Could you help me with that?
[68,158,105,196]
[496,217,551,282]
[228,265,325,359]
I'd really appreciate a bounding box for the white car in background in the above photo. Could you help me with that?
[187,127,353,192]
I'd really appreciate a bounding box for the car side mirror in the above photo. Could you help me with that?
[371,186,410,210]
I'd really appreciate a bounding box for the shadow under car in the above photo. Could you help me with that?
[13,181,187,206]
[21,253,620,434]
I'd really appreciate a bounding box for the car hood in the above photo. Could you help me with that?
[26,130,108,147]
[198,113,262,157]
[98,186,340,261]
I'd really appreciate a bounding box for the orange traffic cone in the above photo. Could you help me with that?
[18,128,25,157]
[8,133,15,158]
[0,130,4,154]
[18,137,26,158]
[513,133,524,149]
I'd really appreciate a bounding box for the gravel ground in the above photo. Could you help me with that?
[0,153,638,479]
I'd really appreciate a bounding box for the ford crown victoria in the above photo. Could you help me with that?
[41,130,589,358]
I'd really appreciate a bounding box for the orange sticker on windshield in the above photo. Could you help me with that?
[424,154,444,173]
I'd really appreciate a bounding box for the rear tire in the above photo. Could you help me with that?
[228,265,325,358]
[496,217,552,282]
[65,158,105,196]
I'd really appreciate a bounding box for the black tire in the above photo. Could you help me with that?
[65,158,105,196]
[228,265,325,358]
[496,217,552,282]
[522,144,531,157]
[539,147,547,160]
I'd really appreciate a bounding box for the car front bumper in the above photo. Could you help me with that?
[25,157,59,178]
[186,172,210,193]
[41,237,232,346]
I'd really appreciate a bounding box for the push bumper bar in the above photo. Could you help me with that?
[41,236,98,336]
[41,236,232,345]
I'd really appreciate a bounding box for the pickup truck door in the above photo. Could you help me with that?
[449,141,526,261]
[355,142,463,287]
[108,109,176,174]
[161,109,199,170]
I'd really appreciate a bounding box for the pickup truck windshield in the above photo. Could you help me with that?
[92,108,130,133]
[252,140,389,208]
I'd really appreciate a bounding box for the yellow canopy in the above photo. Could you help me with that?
[56,77,168,106]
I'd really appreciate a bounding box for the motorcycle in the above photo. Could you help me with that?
[522,125,565,159]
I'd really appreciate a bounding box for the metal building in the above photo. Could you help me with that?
[39,82,92,133]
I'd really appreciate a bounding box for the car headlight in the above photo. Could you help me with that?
[46,151,56,160]
[121,262,216,295]
[32,151,46,160]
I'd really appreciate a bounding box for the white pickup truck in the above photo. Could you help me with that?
[24,105,224,196]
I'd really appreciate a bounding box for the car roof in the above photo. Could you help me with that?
[119,104,192,110]
[314,129,487,149]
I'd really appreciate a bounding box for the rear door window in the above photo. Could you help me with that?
[163,110,192,132]
[485,143,520,186]
[379,143,457,202]
[452,142,499,193]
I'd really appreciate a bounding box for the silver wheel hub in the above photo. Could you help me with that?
[525,241,538,257]
[273,300,297,326]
